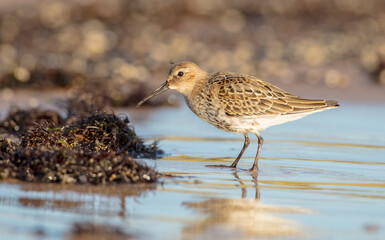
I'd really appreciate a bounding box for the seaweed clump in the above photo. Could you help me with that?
[21,114,158,158]
[0,143,156,184]
[0,108,63,136]
[0,94,161,184]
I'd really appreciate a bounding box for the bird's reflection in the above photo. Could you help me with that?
[182,170,312,239]
[233,170,260,199]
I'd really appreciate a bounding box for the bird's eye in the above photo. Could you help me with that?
[178,71,184,77]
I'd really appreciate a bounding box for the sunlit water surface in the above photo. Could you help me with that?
[0,104,384,239]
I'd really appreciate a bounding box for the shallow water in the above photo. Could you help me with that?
[1,103,385,239]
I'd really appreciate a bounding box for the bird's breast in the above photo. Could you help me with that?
[185,93,236,132]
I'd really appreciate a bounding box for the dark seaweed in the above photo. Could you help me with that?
[0,108,63,135]
[0,143,157,184]
[0,94,162,184]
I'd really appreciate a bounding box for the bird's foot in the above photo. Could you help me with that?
[206,164,235,169]
[247,167,259,172]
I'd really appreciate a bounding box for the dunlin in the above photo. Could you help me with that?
[137,62,339,171]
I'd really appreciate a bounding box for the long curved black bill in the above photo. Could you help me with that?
[136,81,169,107]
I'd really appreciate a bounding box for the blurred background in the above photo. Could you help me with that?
[1,0,385,107]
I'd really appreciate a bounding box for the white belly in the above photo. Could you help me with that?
[226,109,327,134]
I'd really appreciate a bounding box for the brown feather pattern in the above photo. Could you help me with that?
[208,72,338,117]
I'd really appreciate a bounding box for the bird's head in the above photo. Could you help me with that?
[137,62,208,107]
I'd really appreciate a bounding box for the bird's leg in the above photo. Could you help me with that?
[230,134,250,168]
[206,134,249,169]
[249,133,263,172]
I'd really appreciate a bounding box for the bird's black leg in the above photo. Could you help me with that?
[206,134,249,169]
[249,133,263,172]
[230,134,250,168]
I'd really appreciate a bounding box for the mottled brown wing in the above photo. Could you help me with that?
[210,72,337,117]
